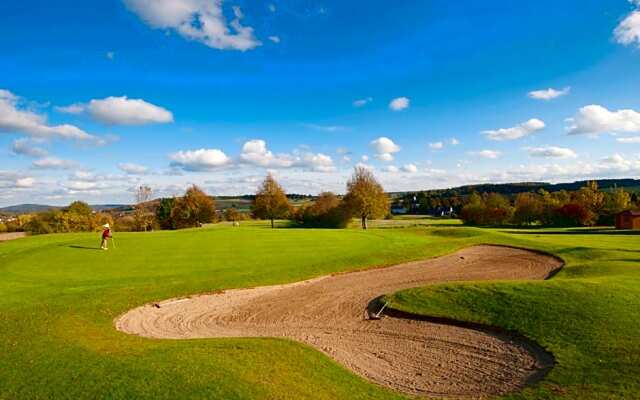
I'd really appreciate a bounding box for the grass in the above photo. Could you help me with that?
[0,220,638,399]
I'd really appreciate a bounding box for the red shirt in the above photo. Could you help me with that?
[102,229,111,239]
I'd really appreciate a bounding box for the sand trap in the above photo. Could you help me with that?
[116,245,562,398]
[0,232,26,242]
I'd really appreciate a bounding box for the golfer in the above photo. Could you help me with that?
[101,223,112,250]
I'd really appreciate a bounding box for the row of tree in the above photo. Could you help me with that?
[461,182,633,226]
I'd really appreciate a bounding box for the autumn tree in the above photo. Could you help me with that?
[512,193,543,226]
[134,185,154,231]
[170,185,216,229]
[298,192,350,228]
[343,167,389,229]
[252,174,290,228]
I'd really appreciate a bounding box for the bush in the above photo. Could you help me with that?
[297,192,351,228]
[553,203,596,226]
[170,185,216,229]
[0,222,7,233]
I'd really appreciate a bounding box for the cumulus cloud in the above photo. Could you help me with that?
[389,97,410,111]
[118,162,149,175]
[32,157,77,170]
[528,87,570,100]
[526,146,577,159]
[615,9,640,47]
[268,35,280,43]
[382,165,399,173]
[58,96,174,125]
[295,152,335,172]
[450,138,460,145]
[617,136,640,143]
[353,97,372,107]
[566,105,640,135]
[0,89,98,141]
[471,150,501,159]
[15,177,35,188]
[64,180,100,192]
[12,138,48,158]
[169,148,230,171]
[370,137,400,162]
[239,139,294,168]
[429,141,443,150]
[402,163,418,173]
[484,118,545,141]
[123,0,261,51]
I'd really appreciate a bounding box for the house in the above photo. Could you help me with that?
[615,210,640,230]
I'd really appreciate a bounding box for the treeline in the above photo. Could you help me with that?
[19,201,114,235]
[460,182,635,226]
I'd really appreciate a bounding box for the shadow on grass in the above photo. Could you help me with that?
[68,245,102,251]
[501,228,640,236]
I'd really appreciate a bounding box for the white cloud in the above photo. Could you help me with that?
[118,162,149,175]
[389,97,410,111]
[304,124,346,132]
[239,139,294,168]
[12,138,48,158]
[375,153,395,162]
[617,136,640,143]
[87,96,173,125]
[361,155,369,162]
[32,157,77,170]
[526,146,577,159]
[370,137,400,162]
[353,97,372,107]
[528,87,571,100]
[615,10,640,47]
[429,141,443,150]
[169,148,230,171]
[296,153,335,172]
[268,4,276,12]
[450,137,460,145]
[484,118,545,141]
[268,35,280,43]
[123,0,261,51]
[55,103,85,114]
[566,105,640,135]
[402,163,418,173]
[106,51,115,60]
[15,177,35,188]
[64,181,99,192]
[471,150,501,159]
[0,89,98,141]
[370,137,400,154]
[382,165,399,173]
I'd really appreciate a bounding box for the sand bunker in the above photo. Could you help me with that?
[116,245,562,397]
[0,232,26,242]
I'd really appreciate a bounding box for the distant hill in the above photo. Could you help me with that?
[0,204,129,215]
[391,178,640,198]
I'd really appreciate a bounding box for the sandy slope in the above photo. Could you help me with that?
[0,232,26,242]
[116,245,562,398]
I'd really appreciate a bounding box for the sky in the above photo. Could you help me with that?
[1,0,640,206]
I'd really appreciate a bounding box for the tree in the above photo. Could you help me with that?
[574,181,605,215]
[342,167,389,229]
[513,193,543,226]
[156,197,176,229]
[170,185,216,229]
[224,207,240,222]
[605,187,630,215]
[66,201,92,216]
[134,185,154,231]
[252,174,290,228]
[297,192,350,228]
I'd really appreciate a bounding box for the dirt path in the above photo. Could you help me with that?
[0,232,26,242]
[116,245,562,398]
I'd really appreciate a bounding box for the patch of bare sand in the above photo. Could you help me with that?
[116,245,562,398]
[0,232,26,242]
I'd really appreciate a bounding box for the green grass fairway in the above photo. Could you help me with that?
[0,222,638,399]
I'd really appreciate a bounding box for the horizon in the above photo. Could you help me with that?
[2,1,640,207]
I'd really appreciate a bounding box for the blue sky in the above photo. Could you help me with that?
[1,0,640,206]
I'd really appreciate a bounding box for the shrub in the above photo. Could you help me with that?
[554,203,596,226]
[298,192,351,228]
